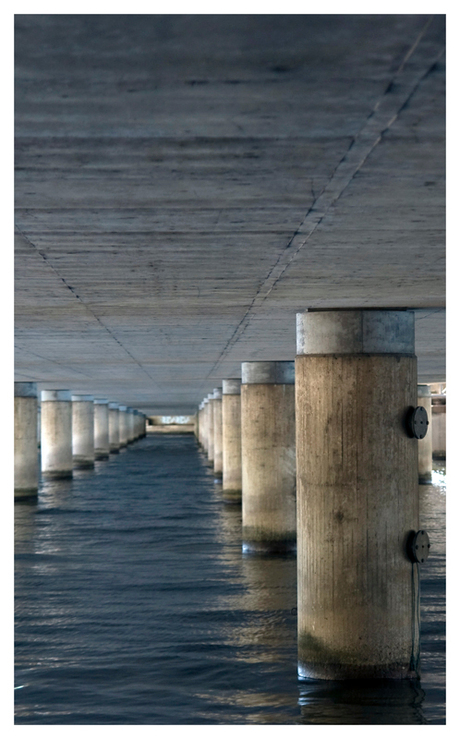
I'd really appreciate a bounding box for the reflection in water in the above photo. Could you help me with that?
[298,679,426,724]
[15,441,445,724]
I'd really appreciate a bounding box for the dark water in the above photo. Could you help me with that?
[14,435,446,724]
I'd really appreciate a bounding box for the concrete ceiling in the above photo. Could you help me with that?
[14,14,446,414]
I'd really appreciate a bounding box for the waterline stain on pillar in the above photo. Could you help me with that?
[241,361,296,554]
[296,309,420,680]
[14,382,38,498]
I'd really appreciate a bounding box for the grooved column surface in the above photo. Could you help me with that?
[296,354,419,679]
[222,394,242,495]
[241,383,296,552]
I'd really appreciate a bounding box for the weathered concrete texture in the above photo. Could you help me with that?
[213,389,223,476]
[222,379,242,501]
[14,16,445,411]
[241,362,296,553]
[417,385,432,483]
[296,310,420,680]
[14,382,38,496]
[94,398,110,459]
[72,395,95,468]
[41,390,73,479]
[108,403,120,453]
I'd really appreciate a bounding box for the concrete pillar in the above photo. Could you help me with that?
[37,402,41,448]
[296,309,420,680]
[132,410,139,440]
[201,400,209,453]
[222,379,242,500]
[119,406,128,448]
[207,394,215,464]
[417,385,432,484]
[126,407,134,443]
[197,403,203,446]
[41,390,73,479]
[71,395,95,469]
[213,388,223,477]
[108,402,120,453]
[432,400,446,459]
[15,382,39,497]
[241,361,296,554]
[94,398,110,460]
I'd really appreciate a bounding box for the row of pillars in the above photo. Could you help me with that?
[14,388,147,495]
[195,309,435,680]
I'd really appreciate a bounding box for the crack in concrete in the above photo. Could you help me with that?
[206,17,445,380]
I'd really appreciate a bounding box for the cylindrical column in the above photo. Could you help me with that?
[15,382,38,497]
[417,384,432,484]
[119,406,128,448]
[41,390,73,479]
[126,408,134,443]
[71,395,95,469]
[222,379,242,500]
[132,410,139,440]
[94,398,110,460]
[201,400,209,454]
[207,394,215,464]
[108,403,120,453]
[241,361,296,554]
[296,309,420,680]
[213,388,223,477]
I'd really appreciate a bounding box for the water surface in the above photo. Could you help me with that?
[14,435,446,724]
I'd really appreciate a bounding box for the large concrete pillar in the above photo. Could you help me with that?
[15,382,38,497]
[41,390,73,479]
[213,388,223,477]
[241,361,296,554]
[296,309,420,680]
[417,385,432,484]
[222,379,242,500]
[72,395,95,469]
[94,398,110,460]
[207,394,215,464]
[108,402,120,453]
[119,406,128,448]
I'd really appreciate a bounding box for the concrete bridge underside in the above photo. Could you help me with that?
[14,14,445,414]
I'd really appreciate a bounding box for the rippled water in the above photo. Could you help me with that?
[14,435,446,724]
